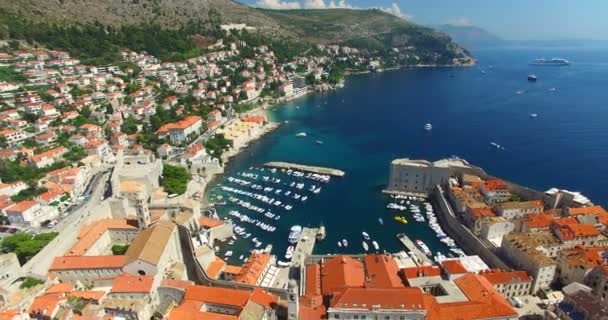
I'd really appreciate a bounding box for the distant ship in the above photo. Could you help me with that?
[531,58,570,66]
[296,132,307,137]
[527,74,537,81]
[529,113,538,118]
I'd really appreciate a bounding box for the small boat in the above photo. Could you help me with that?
[277,261,291,267]
[548,87,557,91]
[239,255,244,260]
[338,241,342,247]
[424,123,432,131]
[342,239,348,247]
[362,241,369,251]
[529,113,538,118]
[528,74,537,81]
[378,217,384,225]
[296,132,307,137]
[285,246,295,259]
[516,90,526,95]
[362,232,371,241]
[415,240,432,257]
[372,241,379,250]
[315,140,323,145]
[288,225,303,244]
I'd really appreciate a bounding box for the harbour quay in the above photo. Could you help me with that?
[264,161,345,177]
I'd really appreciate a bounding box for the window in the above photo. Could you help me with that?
[334,315,340,319]
[354,316,359,319]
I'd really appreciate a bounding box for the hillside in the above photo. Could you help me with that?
[439,24,503,48]
[0,1,471,65]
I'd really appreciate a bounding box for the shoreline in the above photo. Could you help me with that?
[199,61,474,206]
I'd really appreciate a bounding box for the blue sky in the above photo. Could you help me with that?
[245,0,608,40]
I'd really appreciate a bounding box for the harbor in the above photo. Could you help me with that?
[264,161,346,177]
[291,227,319,268]
[396,233,434,266]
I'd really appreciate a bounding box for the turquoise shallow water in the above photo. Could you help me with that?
[207,45,608,263]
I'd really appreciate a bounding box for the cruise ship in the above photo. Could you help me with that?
[530,58,570,66]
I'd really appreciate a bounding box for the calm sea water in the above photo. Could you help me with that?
[208,45,608,262]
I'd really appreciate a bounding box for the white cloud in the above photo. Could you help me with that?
[255,0,301,9]
[327,0,353,9]
[379,3,413,20]
[303,0,327,9]
[446,18,472,26]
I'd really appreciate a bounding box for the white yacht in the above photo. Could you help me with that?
[285,246,295,259]
[372,241,380,250]
[296,132,307,137]
[362,241,369,251]
[362,232,371,241]
[424,123,432,131]
[342,239,348,247]
[288,225,303,244]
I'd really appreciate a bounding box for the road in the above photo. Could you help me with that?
[23,168,113,277]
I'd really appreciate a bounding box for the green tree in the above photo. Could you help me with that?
[111,244,130,255]
[161,164,191,195]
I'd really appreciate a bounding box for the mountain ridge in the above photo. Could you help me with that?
[438,24,503,48]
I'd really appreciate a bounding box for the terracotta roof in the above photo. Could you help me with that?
[110,273,154,293]
[331,287,425,311]
[199,216,224,228]
[481,179,508,191]
[183,285,251,307]
[524,213,555,229]
[28,294,64,317]
[67,219,137,256]
[468,207,494,218]
[305,263,322,297]
[5,200,37,213]
[480,270,532,285]
[206,256,226,279]
[223,265,242,275]
[161,279,195,290]
[50,255,125,270]
[363,254,403,288]
[568,205,607,216]
[560,246,608,269]
[430,274,517,320]
[402,265,442,279]
[235,253,271,285]
[249,288,278,309]
[442,260,468,275]
[124,220,175,266]
[320,255,365,295]
[46,283,74,295]
[68,290,106,301]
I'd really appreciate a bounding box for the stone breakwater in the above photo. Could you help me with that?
[263,162,346,177]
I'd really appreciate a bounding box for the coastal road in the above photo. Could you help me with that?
[23,168,113,277]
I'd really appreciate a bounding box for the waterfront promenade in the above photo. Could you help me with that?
[291,227,319,268]
[396,233,434,266]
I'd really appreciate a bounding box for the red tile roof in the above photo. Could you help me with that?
[480,270,532,285]
[110,273,154,293]
[442,260,468,275]
[401,265,442,279]
[331,287,425,311]
[199,217,224,228]
[568,205,607,216]
[320,255,365,295]
[28,294,64,317]
[235,253,271,285]
[363,254,403,288]
[50,255,125,271]
[183,286,251,307]
[206,256,226,279]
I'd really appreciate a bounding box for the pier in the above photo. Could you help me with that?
[291,227,318,268]
[396,233,434,266]
[264,162,345,177]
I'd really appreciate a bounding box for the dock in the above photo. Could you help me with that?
[396,233,434,266]
[291,227,318,268]
[264,162,345,177]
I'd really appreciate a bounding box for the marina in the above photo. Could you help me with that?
[264,161,346,177]
[396,233,434,266]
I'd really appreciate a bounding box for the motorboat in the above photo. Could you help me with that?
[362,232,371,241]
[288,225,303,244]
[372,241,379,250]
[362,241,369,251]
[529,113,538,118]
[285,246,295,259]
[528,74,537,81]
[315,140,323,145]
[378,217,384,225]
[415,240,432,257]
[424,123,432,131]
[338,241,342,247]
[296,132,307,137]
[342,239,348,247]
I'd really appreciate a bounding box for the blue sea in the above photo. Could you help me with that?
[207,45,608,262]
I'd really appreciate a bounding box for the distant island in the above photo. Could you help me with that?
[438,24,504,48]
